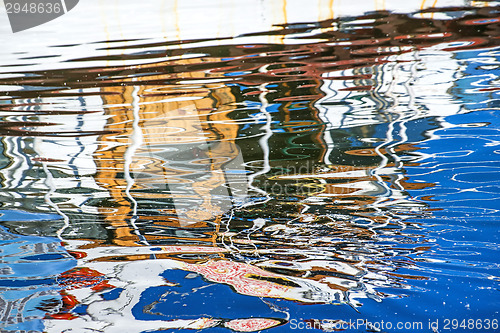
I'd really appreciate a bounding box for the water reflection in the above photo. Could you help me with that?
[1,4,499,333]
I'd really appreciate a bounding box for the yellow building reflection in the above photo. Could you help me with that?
[95,59,245,246]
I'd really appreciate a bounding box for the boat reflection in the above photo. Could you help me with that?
[95,80,248,247]
[0,4,499,332]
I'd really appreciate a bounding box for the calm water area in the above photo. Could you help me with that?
[0,1,499,332]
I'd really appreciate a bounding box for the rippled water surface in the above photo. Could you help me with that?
[1,2,499,332]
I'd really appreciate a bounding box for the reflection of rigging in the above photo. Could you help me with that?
[312,47,457,225]
[123,85,149,245]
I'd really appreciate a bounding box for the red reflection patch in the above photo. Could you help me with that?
[224,318,283,332]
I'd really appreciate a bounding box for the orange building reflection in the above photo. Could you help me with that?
[95,59,245,247]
